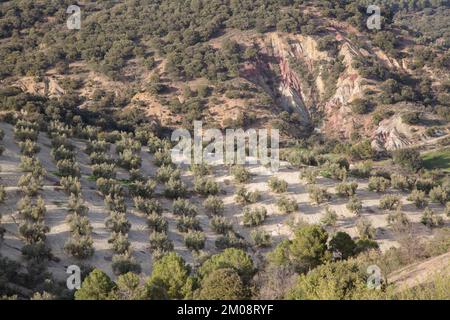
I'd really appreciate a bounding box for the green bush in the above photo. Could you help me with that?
[276,196,298,214]
[164,177,187,198]
[51,145,74,161]
[19,139,40,156]
[105,211,131,234]
[64,235,95,259]
[184,231,206,251]
[336,181,358,197]
[242,207,267,227]
[60,176,81,195]
[215,232,248,250]
[329,232,356,260]
[67,213,93,236]
[379,195,402,211]
[173,198,198,216]
[393,148,423,171]
[250,229,272,248]
[268,177,288,193]
[129,180,156,198]
[133,197,162,215]
[231,165,252,183]
[350,161,373,178]
[156,165,180,183]
[92,163,116,179]
[18,173,43,196]
[203,195,225,217]
[194,177,219,196]
[391,174,414,191]
[74,269,115,300]
[147,213,168,233]
[112,253,141,276]
[68,194,89,216]
[17,196,46,222]
[177,215,202,233]
[368,176,391,193]
[149,232,174,253]
[235,187,261,205]
[108,232,131,254]
[319,207,337,228]
[197,268,247,300]
[308,185,331,204]
[210,216,233,235]
[299,167,319,184]
[18,221,49,244]
[56,159,80,177]
[190,163,211,177]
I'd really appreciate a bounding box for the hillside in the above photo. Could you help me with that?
[0,0,449,301]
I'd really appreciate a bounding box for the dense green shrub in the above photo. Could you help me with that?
[56,159,80,177]
[393,149,423,171]
[190,163,212,177]
[320,206,338,227]
[104,194,127,213]
[18,173,43,196]
[133,197,162,215]
[108,232,131,254]
[112,253,141,276]
[231,165,251,183]
[96,178,123,197]
[105,211,131,234]
[149,232,174,253]
[19,139,40,156]
[196,268,247,300]
[147,214,168,233]
[368,176,391,193]
[156,165,180,183]
[276,196,298,214]
[92,163,116,179]
[350,161,373,178]
[18,222,49,244]
[67,213,93,236]
[64,235,95,259]
[346,196,363,215]
[391,174,414,191]
[164,177,187,198]
[215,232,248,250]
[250,229,272,248]
[60,176,82,195]
[299,167,319,184]
[128,180,156,198]
[329,232,357,260]
[308,185,331,204]
[177,215,202,233]
[210,216,233,235]
[203,195,225,217]
[173,198,198,217]
[194,177,219,196]
[184,231,206,251]
[68,194,89,216]
[235,187,261,205]
[379,195,402,211]
[242,207,267,227]
[336,181,358,197]
[268,177,288,193]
